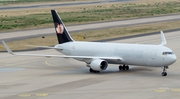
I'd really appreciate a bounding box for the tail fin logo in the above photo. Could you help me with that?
[56,24,64,34]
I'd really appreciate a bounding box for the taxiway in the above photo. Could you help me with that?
[0,0,130,11]
[0,30,179,99]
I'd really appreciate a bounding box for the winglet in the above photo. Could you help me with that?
[2,41,14,55]
[160,31,167,46]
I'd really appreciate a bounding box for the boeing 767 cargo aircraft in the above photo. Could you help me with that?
[2,10,177,76]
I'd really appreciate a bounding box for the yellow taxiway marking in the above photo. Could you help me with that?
[45,60,55,67]
[8,88,180,98]
[36,93,48,96]
[154,89,166,92]
[8,88,180,97]
[18,94,31,97]
[45,60,75,70]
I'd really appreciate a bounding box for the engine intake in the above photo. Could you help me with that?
[89,59,108,71]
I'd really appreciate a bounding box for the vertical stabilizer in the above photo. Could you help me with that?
[160,31,167,46]
[51,10,74,44]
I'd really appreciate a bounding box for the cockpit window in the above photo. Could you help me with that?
[162,52,174,55]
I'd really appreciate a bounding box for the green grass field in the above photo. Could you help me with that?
[1,0,180,51]
[1,1,180,32]
[0,0,89,5]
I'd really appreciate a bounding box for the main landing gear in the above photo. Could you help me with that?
[161,66,168,76]
[89,68,100,73]
[119,64,129,71]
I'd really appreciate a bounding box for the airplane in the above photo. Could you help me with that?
[2,10,177,76]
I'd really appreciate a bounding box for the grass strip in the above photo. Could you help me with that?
[1,1,180,32]
[0,20,180,51]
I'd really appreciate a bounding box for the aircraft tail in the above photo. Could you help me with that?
[51,10,74,44]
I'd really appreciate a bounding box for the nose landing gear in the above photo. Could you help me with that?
[161,66,168,76]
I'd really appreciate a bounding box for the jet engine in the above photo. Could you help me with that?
[89,59,108,71]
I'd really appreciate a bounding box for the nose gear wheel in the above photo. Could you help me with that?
[161,66,168,76]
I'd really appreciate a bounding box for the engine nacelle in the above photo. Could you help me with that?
[89,59,108,71]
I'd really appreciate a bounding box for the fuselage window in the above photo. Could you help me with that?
[162,52,174,55]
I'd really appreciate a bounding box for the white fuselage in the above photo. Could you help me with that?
[55,41,176,67]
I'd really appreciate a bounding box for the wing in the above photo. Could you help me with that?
[2,41,122,62]
[26,45,63,50]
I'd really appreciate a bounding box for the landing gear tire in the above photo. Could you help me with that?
[122,66,126,70]
[161,72,167,76]
[119,65,122,70]
[125,66,129,70]
[161,66,168,76]
[89,68,93,73]
[119,65,129,71]
[89,68,100,73]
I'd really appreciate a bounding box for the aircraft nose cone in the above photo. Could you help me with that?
[174,55,177,62]
[169,55,177,64]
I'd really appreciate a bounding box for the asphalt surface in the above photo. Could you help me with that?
[0,30,179,99]
[0,0,130,10]
[1,1,180,98]
[1,14,180,42]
